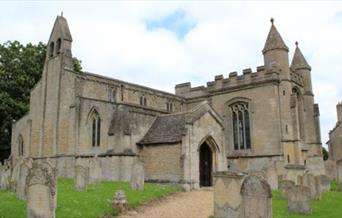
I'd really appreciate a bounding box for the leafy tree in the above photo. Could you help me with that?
[0,41,82,162]
[322,147,329,161]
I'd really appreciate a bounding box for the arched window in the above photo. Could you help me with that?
[166,102,173,112]
[91,110,101,147]
[56,38,62,54]
[231,102,251,150]
[49,41,54,57]
[18,135,24,156]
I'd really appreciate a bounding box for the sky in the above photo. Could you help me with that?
[0,1,341,147]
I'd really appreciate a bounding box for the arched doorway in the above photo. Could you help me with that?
[199,142,213,187]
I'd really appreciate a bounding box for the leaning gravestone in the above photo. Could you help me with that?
[26,161,57,218]
[240,175,272,218]
[75,165,89,192]
[265,165,278,190]
[280,180,295,199]
[130,160,144,191]
[287,185,311,214]
[17,158,33,200]
[337,160,342,191]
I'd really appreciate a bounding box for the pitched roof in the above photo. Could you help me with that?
[290,42,311,71]
[138,101,223,145]
[262,20,288,54]
[138,114,186,145]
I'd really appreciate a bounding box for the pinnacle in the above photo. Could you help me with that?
[291,42,311,71]
[262,19,288,54]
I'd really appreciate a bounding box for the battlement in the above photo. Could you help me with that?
[175,66,281,98]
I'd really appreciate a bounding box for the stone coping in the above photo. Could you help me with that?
[284,164,306,170]
[213,171,246,178]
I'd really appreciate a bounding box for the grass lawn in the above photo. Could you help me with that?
[0,178,182,218]
[273,180,342,218]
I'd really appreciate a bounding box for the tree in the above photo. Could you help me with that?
[0,41,82,162]
[322,147,329,161]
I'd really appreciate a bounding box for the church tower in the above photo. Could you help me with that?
[39,15,74,157]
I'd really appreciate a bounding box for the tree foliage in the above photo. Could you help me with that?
[322,147,329,161]
[0,41,81,162]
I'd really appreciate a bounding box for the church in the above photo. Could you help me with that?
[11,16,325,190]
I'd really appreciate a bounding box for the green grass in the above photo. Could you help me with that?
[0,178,182,218]
[273,180,342,218]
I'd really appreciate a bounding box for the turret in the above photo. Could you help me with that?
[262,18,290,80]
[290,42,312,95]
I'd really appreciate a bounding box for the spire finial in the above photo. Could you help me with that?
[61,11,63,17]
[270,18,274,25]
[295,41,298,47]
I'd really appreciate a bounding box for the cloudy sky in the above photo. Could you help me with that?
[1,1,341,147]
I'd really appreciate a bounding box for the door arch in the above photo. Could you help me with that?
[199,142,213,187]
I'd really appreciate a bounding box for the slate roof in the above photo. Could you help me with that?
[290,43,311,71]
[138,113,186,145]
[263,20,288,54]
[138,101,223,145]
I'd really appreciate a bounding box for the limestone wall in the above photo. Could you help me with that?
[140,143,183,183]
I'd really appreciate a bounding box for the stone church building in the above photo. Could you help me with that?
[11,16,325,190]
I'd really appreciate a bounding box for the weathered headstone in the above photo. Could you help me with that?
[213,171,245,218]
[89,157,101,184]
[280,180,295,199]
[0,164,11,190]
[303,173,321,200]
[319,175,331,192]
[130,160,144,191]
[75,165,89,191]
[324,159,337,180]
[337,160,342,191]
[287,185,311,214]
[240,175,272,218]
[113,190,127,212]
[26,161,57,218]
[16,158,33,200]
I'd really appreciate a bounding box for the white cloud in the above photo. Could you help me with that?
[0,1,341,146]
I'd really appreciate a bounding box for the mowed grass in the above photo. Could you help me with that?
[273,180,342,218]
[0,178,182,218]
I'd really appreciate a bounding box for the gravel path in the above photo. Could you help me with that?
[118,188,213,218]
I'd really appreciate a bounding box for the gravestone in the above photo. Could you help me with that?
[17,158,33,200]
[279,180,295,199]
[0,165,11,190]
[319,175,331,192]
[303,173,321,200]
[75,165,89,191]
[240,175,272,218]
[113,190,127,212]
[26,161,57,218]
[213,171,245,218]
[337,160,342,191]
[287,185,311,214]
[130,160,144,191]
[324,159,337,180]
[89,157,101,184]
